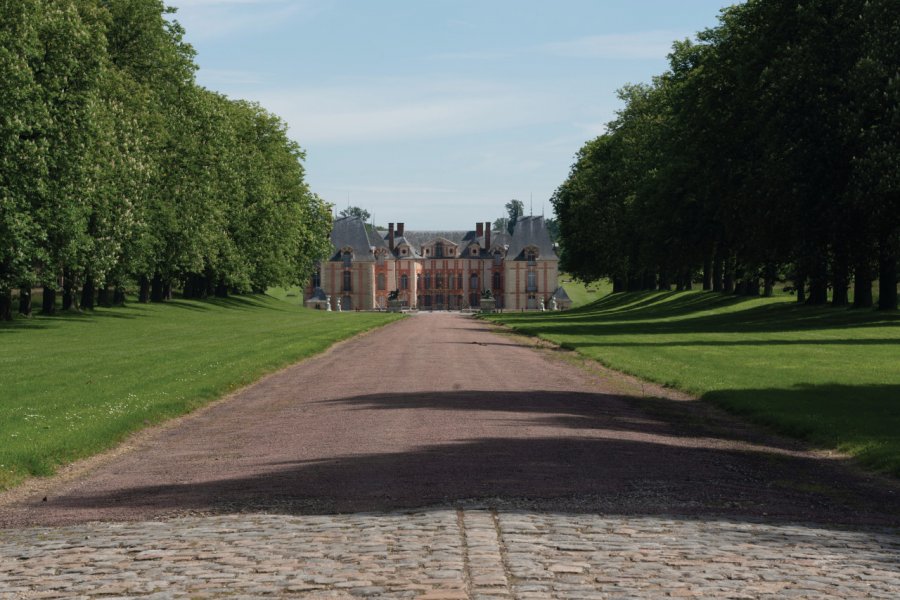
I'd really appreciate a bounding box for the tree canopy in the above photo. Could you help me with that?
[553,0,898,309]
[0,0,332,319]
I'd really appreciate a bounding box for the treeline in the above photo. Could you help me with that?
[553,0,898,310]
[0,0,332,320]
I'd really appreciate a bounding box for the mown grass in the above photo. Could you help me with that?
[485,291,900,476]
[560,277,613,307]
[0,295,402,490]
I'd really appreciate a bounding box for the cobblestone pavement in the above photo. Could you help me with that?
[2,509,899,598]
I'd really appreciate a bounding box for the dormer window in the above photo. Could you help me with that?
[526,248,538,265]
[471,247,479,256]
[493,251,502,266]
[342,250,352,268]
[435,243,444,258]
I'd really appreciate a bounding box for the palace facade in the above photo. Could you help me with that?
[306,216,569,311]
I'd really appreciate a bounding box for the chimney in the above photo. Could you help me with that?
[485,221,491,250]
[397,222,404,237]
[476,222,484,238]
[388,223,395,250]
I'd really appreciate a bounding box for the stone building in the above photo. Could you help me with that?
[307,216,562,311]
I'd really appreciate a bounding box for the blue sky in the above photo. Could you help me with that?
[166,0,737,229]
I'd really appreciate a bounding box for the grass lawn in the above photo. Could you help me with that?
[0,294,401,490]
[560,277,613,307]
[485,291,900,476]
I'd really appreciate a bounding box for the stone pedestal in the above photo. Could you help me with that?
[388,299,402,313]
[480,298,496,313]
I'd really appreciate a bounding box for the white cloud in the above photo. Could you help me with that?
[243,79,568,145]
[542,31,685,60]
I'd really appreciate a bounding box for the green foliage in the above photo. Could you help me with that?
[554,0,899,308]
[0,0,332,318]
[486,291,900,476]
[339,206,371,222]
[0,294,401,490]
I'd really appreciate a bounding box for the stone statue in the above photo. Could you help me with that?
[550,297,558,311]
[539,297,545,311]
[336,298,342,312]
[326,295,332,311]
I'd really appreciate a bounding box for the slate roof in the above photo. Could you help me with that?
[329,216,378,262]
[384,229,513,259]
[507,216,557,261]
[551,286,571,301]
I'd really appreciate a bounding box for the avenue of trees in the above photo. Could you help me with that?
[552,0,899,309]
[0,0,332,320]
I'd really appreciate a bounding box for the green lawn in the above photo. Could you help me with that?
[486,291,900,476]
[560,277,613,307]
[0,295,401,490]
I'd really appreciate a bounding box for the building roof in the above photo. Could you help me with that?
[551,286,571,301]
[385,229,513,259]
[507,216,557,261]
[329,216,378,262]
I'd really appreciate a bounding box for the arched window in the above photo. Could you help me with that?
[377,273,386,290]
[493,272,501,289]
[425,273,432,289]
[470,272,479,290]
[400,274,409,289]
[457,273,463,289]
[526,249,537,265]
[342,251,352,268]
[493,251,502,266]
[343,271,352,291]
[436,273,443,289]
[435,243,444,258]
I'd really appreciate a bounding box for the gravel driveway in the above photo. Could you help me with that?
[1,312,898,598]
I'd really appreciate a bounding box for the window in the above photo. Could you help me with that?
[311,270,321,288]
[493,252,502,266]
[377,273,386,290]
[493,272,502,289]
[400,274,409,290]
[436,273,443,289]
[526,249,537,265]
[435,243,444,258]
[342,251,352,267]
[425,273,432,290]
[457,273,463,289]
[376,251,385,265]
[401,247,408,255]
[471,247,479,256]
[526,271,537,292]
[343,271,352,291]
[470,273,479,290]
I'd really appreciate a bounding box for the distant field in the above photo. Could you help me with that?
[0,295,401,490]
[486,291,900,476]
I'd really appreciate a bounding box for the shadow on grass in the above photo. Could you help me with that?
[701,383,900,476]
[490,291,900,337]
[28,387,900,529]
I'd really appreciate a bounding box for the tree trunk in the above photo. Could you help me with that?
[723,259,735,294]
[97,286,110,307]
[807,257,829,305]
[81,278,95,310]
[612,277,625,293]
[214,281,229,298]
[878,237,898,310]
[62,270,77,311]
[150,273,164,302]
[642,272,656,290]
[744,277,760,297]
[832,255,850,307]
[18,286,32,316]
[42,286,56,315]
[763,262,776,298]
[0,289,12,321]
[702,259,712,291]
[113,286,126,306]
[683,268,693,291]
[139,275,150,303]
[853,260,873,308]
[163,281,172,300]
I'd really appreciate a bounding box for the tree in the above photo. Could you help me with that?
[339,206,370,222]
[505,199,524,234]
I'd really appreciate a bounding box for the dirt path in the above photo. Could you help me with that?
[1,312,898,527]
